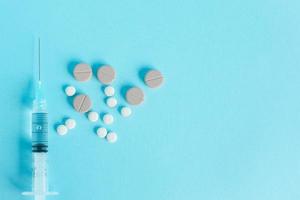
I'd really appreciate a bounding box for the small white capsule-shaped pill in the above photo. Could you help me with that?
[120,106,132,117]
[97,127,107,138]
[104,86,115,97]
[103,114,114,125]
[65,118,76,129]
[88,111,99,122]
[106,132,118,143]
[65,86,76,96]
[57,124,68,136]
[106,97,117,108]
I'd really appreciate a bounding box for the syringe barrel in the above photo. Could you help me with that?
[33,152,48,198]
[32,112,48,152]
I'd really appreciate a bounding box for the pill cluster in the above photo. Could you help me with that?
[56,63,164,144]
[56,118,76,136]
[96,127,117,143]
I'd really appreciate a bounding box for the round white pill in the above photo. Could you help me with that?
[65,86,76,96]
[104,86,115,97]
[88,111,99,122]
[103,114,114,125]
[97,127,107,138]
[106,97,117,108]
[120,106,132,117]
[56,124,68,136]
[65,118,76,129]
[106,132,118,143]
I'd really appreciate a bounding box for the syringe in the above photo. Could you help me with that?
[22,38,58,200]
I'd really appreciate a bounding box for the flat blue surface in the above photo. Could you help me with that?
[1,0,300,199]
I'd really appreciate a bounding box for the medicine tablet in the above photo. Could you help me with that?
[88,111,99,122]
[65,118,76,129]
[106,97,117,108]
[73,63,92,82]
[120,106,132,117]
[73,94,92,113]
[144,70,164,88]
[57,124,68,136]
[97,127,107,138]
[65,86,76,96]
[103,113,114,125]
[97,65,116,84]
[125,87,144,105]
[104,86,115,96]
[106,132,118,143]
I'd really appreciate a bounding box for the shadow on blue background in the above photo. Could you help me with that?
[9,79,34,192]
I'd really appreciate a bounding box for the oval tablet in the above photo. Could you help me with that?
[65,118,76,129]
[73,63,92,82]
[57,124,68,136]
[97,127,107,138]
[104,85,115,96]
[125,87,144,105]
[106,97,117,108]
[102,113,114,125]
[73,94,92,113]
[120,106,132,117]
[106,132,118,143]
[88,111,99,122]
[65,86,76,96]
[97,65,116,84]
[144,70,164,88]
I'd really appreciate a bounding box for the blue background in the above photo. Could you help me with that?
[1,0,300,199]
